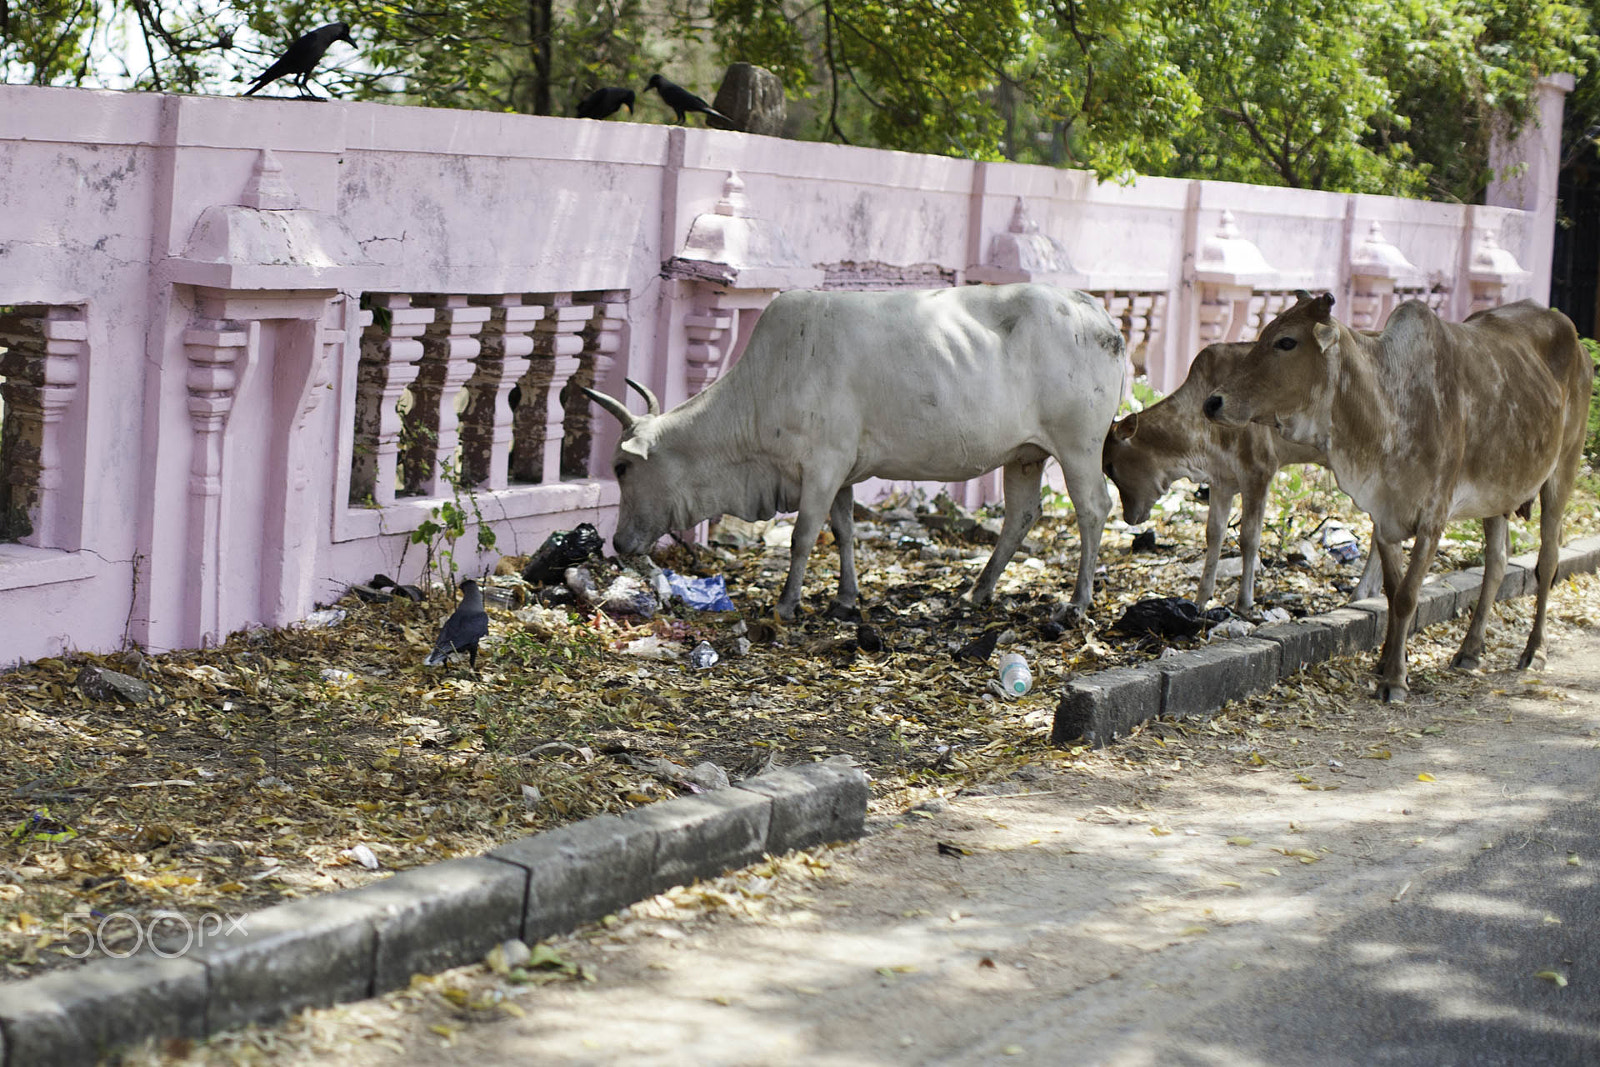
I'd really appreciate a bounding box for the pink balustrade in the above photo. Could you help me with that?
[0,80,1569,662]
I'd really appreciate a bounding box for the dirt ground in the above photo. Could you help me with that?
[6,472,1472,979]
[118,575,1600,1066]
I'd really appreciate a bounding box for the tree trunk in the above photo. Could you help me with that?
[528,0,552,115]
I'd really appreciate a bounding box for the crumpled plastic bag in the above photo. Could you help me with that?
[662,569,736,611]
[523,524,605,585]
[566,566,658,618]
[1113,597,1229,639]
[620,635,682,660]
[1321,522,1363,563]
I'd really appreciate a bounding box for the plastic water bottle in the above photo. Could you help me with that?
[998,652,1032,697]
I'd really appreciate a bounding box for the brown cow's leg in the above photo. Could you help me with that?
[1521,477,1573,670]
[1197,484,1231,609]
[1375,537,1404,601]
[1235,475,1268,612]
[1350,540,1383,601]
[1375,531,1439,703]
[1452,515,1507,671]
[825,486,861,620]
[969,459,1044,607]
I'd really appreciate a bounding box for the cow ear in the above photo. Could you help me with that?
[621,436,652,461]
[1293,289,1314,304]
[1113,412,1139,441]
[1312,322,1340,354]
[1310,293,1335,322]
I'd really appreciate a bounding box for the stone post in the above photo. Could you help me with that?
[464,296,543,491]
[352,295,433,507]
[512,293,592,484]
[1347,222,1419,330]
[0,307,85,546]
[568,290,628,479]
[408,295,491,497]
[183,319,250,642]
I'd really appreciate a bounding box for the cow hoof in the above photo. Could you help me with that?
[824,601,862,623]
[1450,651,1481,672]
[1518,648,1548,671]
[1375,682,1409,704]
[1050,603,1086,627]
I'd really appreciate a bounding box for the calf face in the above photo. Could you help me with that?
[1203,292,1338,452]
[1101,413,1163,525]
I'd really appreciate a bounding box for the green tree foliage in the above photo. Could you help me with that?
[706,1,1202,171]
[344,0,660,115]
[1163,0,1415,194]
[704,0,1593,199]
[2,0,1595,202]
[1369,1,1597,201]
[1,0,101,85]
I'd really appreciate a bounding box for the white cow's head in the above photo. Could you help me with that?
[582,379,685,556]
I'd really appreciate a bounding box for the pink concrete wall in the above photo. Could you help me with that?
[0,82,1569,663]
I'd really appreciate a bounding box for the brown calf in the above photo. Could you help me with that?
[1103,342,1379,610]
[1204,293,1592,702]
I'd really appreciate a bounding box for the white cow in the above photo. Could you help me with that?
[584,284,1128,621]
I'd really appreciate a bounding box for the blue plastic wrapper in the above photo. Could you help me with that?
[662,570,736,611]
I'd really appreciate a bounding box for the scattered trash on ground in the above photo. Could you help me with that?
[998,652,1033,697]
[522,523,606,585]
[663,570,736,611]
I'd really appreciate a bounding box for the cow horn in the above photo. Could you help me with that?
[626,378,660,415]
[581,387,636,430]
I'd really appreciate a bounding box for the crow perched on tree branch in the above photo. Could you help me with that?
[243,22,355,99]
[577,86,636,120]
[646,74,731,126]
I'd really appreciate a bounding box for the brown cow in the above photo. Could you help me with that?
[1203,292,1592,702]
[1103,341,1381,610]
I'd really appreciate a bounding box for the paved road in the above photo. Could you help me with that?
[161,615,1600,1067]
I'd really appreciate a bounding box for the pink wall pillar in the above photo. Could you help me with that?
[1487,73,1576,305]
[180,319,251,643]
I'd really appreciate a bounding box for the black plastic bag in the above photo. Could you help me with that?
[522,523,605,585]
[1112,596,1225,639]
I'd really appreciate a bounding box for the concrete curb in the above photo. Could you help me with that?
[0,760,869,1066]
[1052,533,1600,747]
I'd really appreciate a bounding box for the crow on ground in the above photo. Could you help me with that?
[243,22,355,98]
[645,74,731,125]
[577,86,636,120]
[424,579,489,669]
